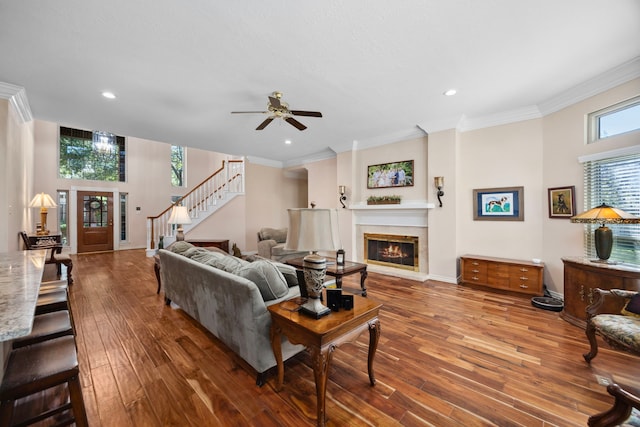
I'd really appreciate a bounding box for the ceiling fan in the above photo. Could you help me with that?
[231,91,322,131]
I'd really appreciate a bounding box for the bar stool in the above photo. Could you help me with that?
[12,310,74,349]
[0,335,88,426]
[35,289,69,315]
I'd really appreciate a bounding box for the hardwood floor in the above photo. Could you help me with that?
[20,250,639,426]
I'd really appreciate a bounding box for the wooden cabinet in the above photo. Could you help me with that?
[460,255,543,295]
[561,257,640,329]
[186,239,229,253]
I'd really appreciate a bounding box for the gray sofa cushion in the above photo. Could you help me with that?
[236,260,289,301]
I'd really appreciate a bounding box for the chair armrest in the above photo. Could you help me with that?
[257,239,277,259]
[586,288,630,319]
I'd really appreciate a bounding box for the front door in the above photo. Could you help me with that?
[77,191,114,253]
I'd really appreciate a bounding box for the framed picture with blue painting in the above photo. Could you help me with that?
[473,186,524,221]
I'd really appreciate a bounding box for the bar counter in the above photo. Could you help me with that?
[0,250,46,342]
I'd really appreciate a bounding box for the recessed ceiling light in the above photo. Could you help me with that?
[102,91,116,99]
[444,89,457,96]
[285,140,292,145]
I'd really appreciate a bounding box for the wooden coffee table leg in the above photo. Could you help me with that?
[360,269,368,296]
[367,318,380,385]
[311,345,336,427]
[270,323,284,391]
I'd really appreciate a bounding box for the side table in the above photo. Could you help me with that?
[269,294,382,426]
[286,257,369,296]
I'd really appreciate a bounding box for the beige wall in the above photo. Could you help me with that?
[541,78,640,294]
[243,161,307,252]
[34,120,241,251]
[355,136,428,204]
[0,99,34,252]
[456,118,545,263]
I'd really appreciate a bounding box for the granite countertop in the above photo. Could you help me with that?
[0,250,46,342]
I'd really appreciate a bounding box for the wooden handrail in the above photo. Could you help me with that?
[146,159,244,252]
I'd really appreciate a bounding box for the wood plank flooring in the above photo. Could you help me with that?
[20,250,639,426]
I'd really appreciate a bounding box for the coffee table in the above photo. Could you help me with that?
[286,256,369,296]
[269,294,382,427]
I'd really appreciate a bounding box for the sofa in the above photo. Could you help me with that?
[159,242,305,385]
[257,227,307,262]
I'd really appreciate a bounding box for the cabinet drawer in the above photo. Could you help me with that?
[487,263,510,289]
[463,259,487,283]
[509,265,541,294]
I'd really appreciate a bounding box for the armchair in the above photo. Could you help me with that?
[584,288,640,363]
[257,227,307,262]
[588,383,640,427]
[19,231,73,285]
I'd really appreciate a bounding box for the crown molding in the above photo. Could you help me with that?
[0,82,33,123]
[282,147,337,168]
[353,126,427,152]
[538,56,640,116]
[457,106,543,132]
[245,155,283,168]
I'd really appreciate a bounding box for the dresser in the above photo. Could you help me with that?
[561,257,640,329]
[459,255,544,296]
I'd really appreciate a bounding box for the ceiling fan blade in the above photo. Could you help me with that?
[290,110,323,118]
[285,117,307,131]
[256,118,274,130]
[231,111,268,114]
[268,96,281,109]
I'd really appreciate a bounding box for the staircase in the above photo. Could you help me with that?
[145,159,244,256]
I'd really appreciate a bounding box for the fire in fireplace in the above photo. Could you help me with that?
[364,233,418,271]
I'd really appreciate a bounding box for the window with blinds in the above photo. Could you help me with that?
[583,152,640,265]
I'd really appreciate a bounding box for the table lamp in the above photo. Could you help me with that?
[168,205,192,241]
[29,192,57,235]
[285,208,341,318]
[571,203,640,263]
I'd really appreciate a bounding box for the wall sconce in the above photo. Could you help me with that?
[434,177,444,207]
[339,185,347,208]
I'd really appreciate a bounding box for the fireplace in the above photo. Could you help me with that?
[364,233,419,271]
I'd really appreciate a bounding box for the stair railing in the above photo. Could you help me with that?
[146,159,244,254]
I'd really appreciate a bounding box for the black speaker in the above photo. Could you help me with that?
[326,289,342,311]
[341,294,354,310]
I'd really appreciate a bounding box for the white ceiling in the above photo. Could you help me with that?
[1,1,639,166]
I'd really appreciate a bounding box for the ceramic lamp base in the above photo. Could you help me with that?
[300,298,331,318]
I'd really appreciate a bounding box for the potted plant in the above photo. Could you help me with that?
[367,195,402,205]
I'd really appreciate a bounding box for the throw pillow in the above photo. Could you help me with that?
[271,262,298,287]
[170,241,195,255]
[208,255,249,274]
[182,247,210,258]
[236,260,289,301]
[189,249,226,265]
[621,293,640,318]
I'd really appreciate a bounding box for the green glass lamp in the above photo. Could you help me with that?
[570,203,640,263]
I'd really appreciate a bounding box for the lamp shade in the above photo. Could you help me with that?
[28,192,57,209]
[570,203,640,224]
[285,208,341,252]
[167,206,192,225]
[571,203,640,262]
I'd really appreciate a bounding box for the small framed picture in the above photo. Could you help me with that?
[473,186,524,221]
[548,186,576,218]
[336,249,345,265]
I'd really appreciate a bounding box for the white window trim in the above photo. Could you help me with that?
[587,96,640,144]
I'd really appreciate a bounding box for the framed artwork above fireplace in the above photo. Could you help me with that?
[367,160,414,189]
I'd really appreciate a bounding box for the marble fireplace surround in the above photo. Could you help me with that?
[350,202,434,281]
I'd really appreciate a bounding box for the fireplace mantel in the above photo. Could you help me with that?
[349,201,434,227]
